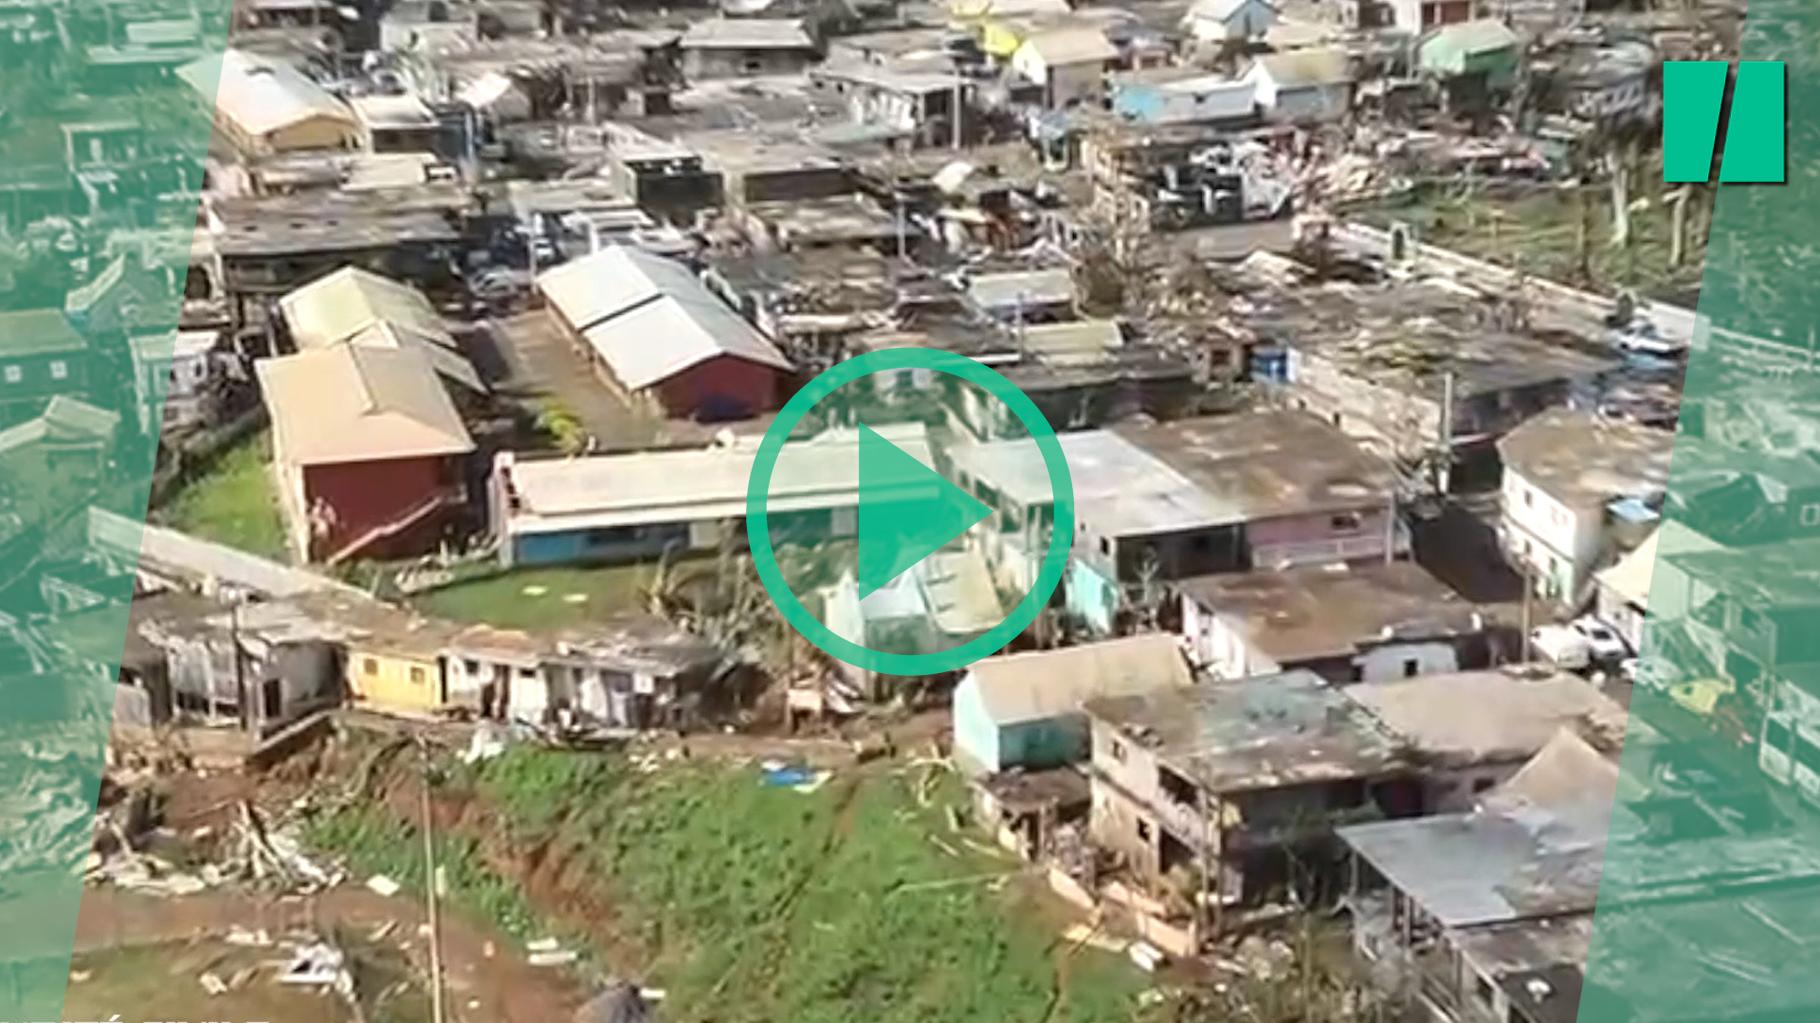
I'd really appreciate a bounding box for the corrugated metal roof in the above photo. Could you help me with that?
[501,423,932,534]
[966,633,1192,726]
[278,266,482,392]
[257,345,473,467]
[537,246,792,392]
[679,17,816,50]
[178,48,357,141]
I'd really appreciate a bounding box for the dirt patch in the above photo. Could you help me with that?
[75,886,586,1023]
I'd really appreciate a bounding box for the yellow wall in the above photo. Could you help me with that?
[268,114,361,154]
[981,20,1026,58]
[348,647,447,714]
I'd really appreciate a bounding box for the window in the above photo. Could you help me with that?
[1110,738,1127,763]
[1331,512,1362,532]
[1523,488,1534,508]
[1765,717,1792,753]
[464,659,481,675]
[49,360,67,380]
[1099,536,1112,557]
[1402,657,1420,678]
[1136,819,1152,842]
[1802,503,1820,529]
[409,666,426,684]
[362,658,378,676]
[2,366,19,384]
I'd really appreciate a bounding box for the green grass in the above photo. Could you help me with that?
[471,750,1152,1023]
[157,431,288,560]
[305,801,550,944]
[1362,179,1708,301]
[411,563,671,629]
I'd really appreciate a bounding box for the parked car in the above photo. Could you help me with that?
[1530,624,1592,670]
[1622,655,1677,692]
[1609,318,1687,358]
[1571,616,1630,663]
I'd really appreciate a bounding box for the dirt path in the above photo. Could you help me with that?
[75,886,588,1023]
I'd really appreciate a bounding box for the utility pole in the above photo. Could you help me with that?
[420,747,446,1023]
[1520,561,1534,664]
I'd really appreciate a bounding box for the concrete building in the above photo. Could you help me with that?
[950,411,1401,634]
[129,329,218,437]
[1345,670,1626,813]
[1496,410,1673,606]
[0,309,90,427]
[1387,0,1472,32]
[1243,48,1354,123]
[951,634,1193,776]
[490,423,932,567]
[1176,561,1492,683]
[679,18,820,79]
[1086,671,1413,938]
[177,49,359,157]
[536,245,793,422]
[1009,25,1118,109]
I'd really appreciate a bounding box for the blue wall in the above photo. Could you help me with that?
[952,676,1002,775]
[512,522,692,566]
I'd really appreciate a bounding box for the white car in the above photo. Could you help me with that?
[1609,319,1687,358]
[1571,617,1630,663]
[1530,624,1592,670]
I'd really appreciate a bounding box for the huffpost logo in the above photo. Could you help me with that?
[1664,60,1786,183]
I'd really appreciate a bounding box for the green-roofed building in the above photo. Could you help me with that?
[0,308,89,426]
[1416,18,1521,90]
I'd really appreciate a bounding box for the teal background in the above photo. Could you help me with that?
[0,4,225,1018]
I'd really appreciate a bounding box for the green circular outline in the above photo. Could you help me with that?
[745,348,1074,676]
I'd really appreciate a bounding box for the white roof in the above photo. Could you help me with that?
[964,634,1193,726]
[679,18,816,50]
[1017,25,1118,66]
[178,49,356,141]
[537,246,792,391]
[279,266,482,391]
[348,92,437,129]
[948,429,1219,537]
[500,423,933,535]
[967,268,1075,311]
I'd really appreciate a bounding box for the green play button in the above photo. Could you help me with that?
[745,348,1075,676]
[856,422,992,598]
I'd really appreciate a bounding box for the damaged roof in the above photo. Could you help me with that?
[1498,409,1674,508]
[1345,668,1626,768]
[1174,561,1482,667]
[680,17,817,50]
[1115,410,1396,523]
[964,633,1194,727]
[1085,670,1409,793]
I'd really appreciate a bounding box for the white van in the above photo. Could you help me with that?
[1529,624,1592,671]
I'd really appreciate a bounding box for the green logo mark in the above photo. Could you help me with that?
[1664,60,1786,183]
[745,349,1075,676]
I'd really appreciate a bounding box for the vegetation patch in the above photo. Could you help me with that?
[470,748,1152,1023]
[156,431,289,560]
